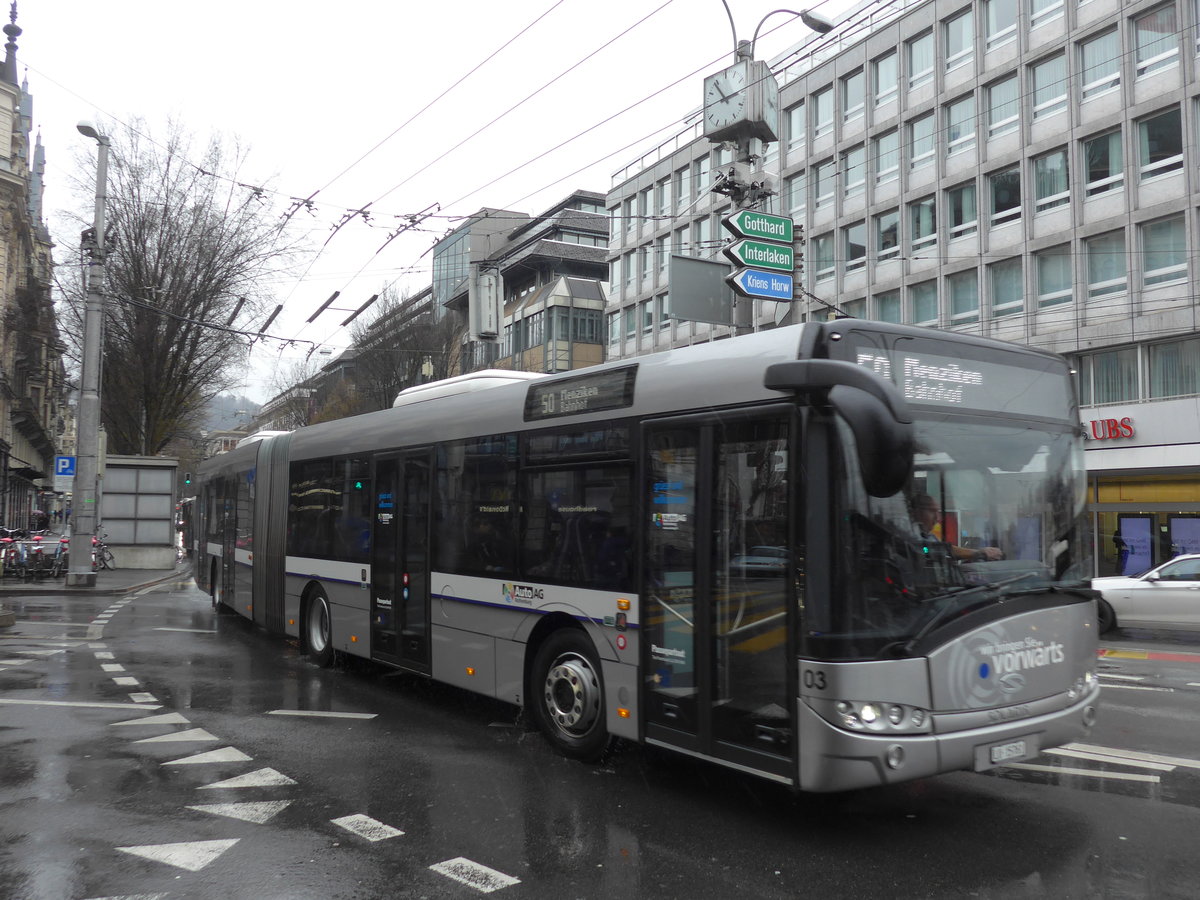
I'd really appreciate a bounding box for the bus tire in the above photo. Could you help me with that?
[1097,598,1117,634]
[531,629,611,762]
[304,588,335,668]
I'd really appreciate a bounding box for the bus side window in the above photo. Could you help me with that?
[521,465,633,590]
[435,437,517,576]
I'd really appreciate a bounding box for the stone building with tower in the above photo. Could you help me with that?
[0,8,69,528]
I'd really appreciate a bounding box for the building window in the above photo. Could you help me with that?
[843,145,865,198]
[1083,348,1140,404]
[947,182,977,238]
[909,113,935,170]
[990,257,1023,317]
[876,209,900,261]
[1033,149,1069,212]
[655,178,671,217]
[674,165,691,211]
[874,129,899,184]
[656,293,671,330]
[985,0,1017,49]
[842,299,866,318]
[786,102,806,161]
[1079,30,1120,100]
[842,70,865,123]
[639,244,652,285]
[656,235,669,275]
[945,9,975,71]
[1142,214,1187,286]
[813,159,835,208]
[812,233,835,282]
[785,171,806,216]
[674,223,689,257]
[910,196,936,252]
[623,251,635,292]
[990,167,1021,226]
[908,31,934,90]
[608,312,620,344]
[692,156,711,196]
[695,216,712,249]
[813,87,834,138]
[624,305,636,337]
[1135,5,1178,77]
[945,94,976,155]
[1149,337,1200,398]
[1036,245,1073,306]
[844,222,867,272]
[875,290,902,323]
[641,298,654,332]
[623,198,635,235]
[608,207,622,248]
[988,76,1019,137]
[911,280,938,324]
[1031,54,1067,120]
[1086,230,1127,298]
[873,51,898,106]
[948,269,979,323]
[1138,108,1183,180]
[1083,130,1123,196]
[1031,0,1064,30]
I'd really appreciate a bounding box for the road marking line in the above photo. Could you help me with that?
[133,728,219,744]
[112,712,191,726]
[1100,683,1172,692]
[101,663,126,673]
[163,747,252,766]
[198,767,297,789]
[187,800,292,824]
[116,838,239,872]
[1004,763,1160,783]
[0,658,32,666]
[0,698,161,710]
[267,709,377,719]
[112,676,140,686]
[1045,747,1174,771]
[153,627,217,633]
[332,814,404,842]
[129,692,158,703]
[94,651,115,659]
[13,649,65,657]
[1098,673,1144,681]
[80,892,169,899]
[430,857,521,893]
[1066,743,1200,771]
[89,642,107,648]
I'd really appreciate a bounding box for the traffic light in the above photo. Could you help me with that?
[184,472,192,485]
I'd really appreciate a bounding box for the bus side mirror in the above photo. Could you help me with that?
[764,359,914,498]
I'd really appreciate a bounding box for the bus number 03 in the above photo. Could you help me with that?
[803,669,827,690]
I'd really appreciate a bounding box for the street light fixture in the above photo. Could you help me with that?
[67,120,110,587]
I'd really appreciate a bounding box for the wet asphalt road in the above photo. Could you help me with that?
[3,578,1200,899]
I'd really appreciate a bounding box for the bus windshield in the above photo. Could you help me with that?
[808,412,1089,661]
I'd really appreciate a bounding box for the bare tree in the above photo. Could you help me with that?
[263,357,322,430]
[351,288,461,412]
[58,119,297,455]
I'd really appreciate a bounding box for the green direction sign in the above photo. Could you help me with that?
[722,209,794,244]
[723,239,794,273]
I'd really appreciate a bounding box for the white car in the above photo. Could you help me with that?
[1092,554,1200,633]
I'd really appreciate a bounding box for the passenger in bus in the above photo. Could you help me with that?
[912,493,1002,562]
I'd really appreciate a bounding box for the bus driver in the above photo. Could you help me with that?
[912,493,1003,563]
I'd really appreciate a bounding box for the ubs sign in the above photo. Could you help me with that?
[1083,416,1135,441]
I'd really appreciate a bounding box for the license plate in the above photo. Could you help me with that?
[990,740,1027,763]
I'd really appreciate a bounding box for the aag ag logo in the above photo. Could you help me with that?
[502,583,543,606]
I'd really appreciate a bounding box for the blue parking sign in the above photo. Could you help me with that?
[55,456,76,477]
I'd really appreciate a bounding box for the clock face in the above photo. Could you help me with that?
[704,62,748,133]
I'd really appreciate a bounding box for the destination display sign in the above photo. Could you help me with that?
[722,209,794,244]
[524,365,638,422]
[831,333,1072,419]
[727,267,793,301]
[723,239,794,273]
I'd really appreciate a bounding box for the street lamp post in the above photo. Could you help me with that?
[68,121,109,587]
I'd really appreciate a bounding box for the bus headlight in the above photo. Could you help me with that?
[820,699,931,734]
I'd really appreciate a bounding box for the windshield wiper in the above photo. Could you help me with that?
[888,572,1040,659]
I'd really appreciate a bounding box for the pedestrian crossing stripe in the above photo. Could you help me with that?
[116,838,239,872]
[198,767,297,789]
[187,800,292,824]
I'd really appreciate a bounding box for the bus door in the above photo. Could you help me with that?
[642,411,795,780]
[371,451,432,672]
[220,478,238,609]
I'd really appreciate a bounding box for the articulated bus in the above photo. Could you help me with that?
[193,320,1099,791]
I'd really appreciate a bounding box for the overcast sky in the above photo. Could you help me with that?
[17,0,853,403]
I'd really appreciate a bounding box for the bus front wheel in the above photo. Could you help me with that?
[531,629,611,762]
[305,589,335,667]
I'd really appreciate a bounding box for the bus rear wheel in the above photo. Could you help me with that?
[305,588,335,667]
[1097,598,1117,634]
[531,629,610,762]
